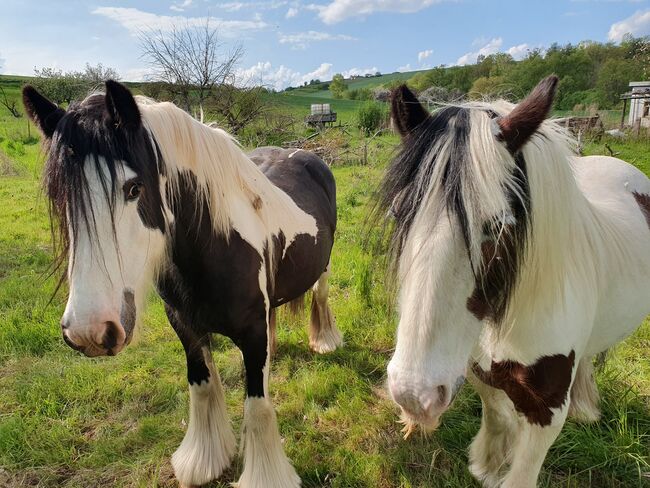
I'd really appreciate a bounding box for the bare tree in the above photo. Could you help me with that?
[207,84,268,134]
[139,19,243,116]
[0,86,21,118]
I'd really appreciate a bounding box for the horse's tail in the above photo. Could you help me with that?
[285,294,306,317]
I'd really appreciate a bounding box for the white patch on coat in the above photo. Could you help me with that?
[61,161,167,351]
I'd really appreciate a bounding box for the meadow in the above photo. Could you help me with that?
[0,77,649,487]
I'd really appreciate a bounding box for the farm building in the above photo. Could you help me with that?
[622,81,650,128]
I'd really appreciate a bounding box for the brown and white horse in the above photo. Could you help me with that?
[376,76,650,487]
[23,81,342,488]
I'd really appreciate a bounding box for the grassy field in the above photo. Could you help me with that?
[0,78,649,487]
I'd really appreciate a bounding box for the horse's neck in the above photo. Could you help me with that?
[141,102,313,242]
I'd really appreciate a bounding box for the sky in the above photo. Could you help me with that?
[1,0,649,90]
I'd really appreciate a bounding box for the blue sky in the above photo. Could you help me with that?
[1,0,649,89]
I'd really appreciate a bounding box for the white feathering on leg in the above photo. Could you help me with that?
[172,349,236,486]
[233,397,300,488]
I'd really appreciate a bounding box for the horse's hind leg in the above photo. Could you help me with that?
[167,306,236,488]
[309,264,342,354]
[568,356,601,423]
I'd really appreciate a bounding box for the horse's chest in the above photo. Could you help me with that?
[473,350,575,426]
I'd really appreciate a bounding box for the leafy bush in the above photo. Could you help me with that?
[357,102,386,134]
[345,88,373,101]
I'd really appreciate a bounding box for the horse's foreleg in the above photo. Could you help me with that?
[499,409,568,488]
[167,306,236,488]
[470,347,577,488]
[235,319,300,488]
[468,373,518,488]
[309,264,342,354]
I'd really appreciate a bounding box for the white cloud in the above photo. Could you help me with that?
[170,0,193,12]
[235,61,333,90]
[279,30,357,49]
[92,7,267,36]
[218,1,287,12]
[318,0,446,24]
[124,66,156,82]
[418,49,433,63]
[397,63,412,72]
[341,66,378,77]
[507,43,530,60]
[608,9,650,41]
[286,7,299,18]
[456,37,503,65]
[0,54,4,74]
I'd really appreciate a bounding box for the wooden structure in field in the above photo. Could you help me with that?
[306,104,337,128]
[555,114,604,136]
[620,81,650,130]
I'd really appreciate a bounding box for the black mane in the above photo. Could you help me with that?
[373,104,531,323]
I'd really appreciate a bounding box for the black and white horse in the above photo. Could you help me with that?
[23,81,342,488]
[376,76,650,487]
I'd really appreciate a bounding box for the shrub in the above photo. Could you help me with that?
[345,88,373,101]
[357,102,385,135]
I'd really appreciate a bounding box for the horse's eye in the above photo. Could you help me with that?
[125,181,142,201]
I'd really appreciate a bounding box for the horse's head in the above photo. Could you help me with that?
[24,81,168,357]
[382,76,559,431]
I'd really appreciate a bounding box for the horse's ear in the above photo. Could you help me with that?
[391,84,429,138]
[22,85,65,138]
[496,75,559,153]
[105,80,141,129]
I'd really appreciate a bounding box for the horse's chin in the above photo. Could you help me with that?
[399,409,441,440]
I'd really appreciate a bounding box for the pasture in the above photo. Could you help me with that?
[0,77,649,487]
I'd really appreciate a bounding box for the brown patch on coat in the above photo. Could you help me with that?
[252,195,263,211]
[632,192,650,229]
[472,350,575,426]
[466,226,518,323]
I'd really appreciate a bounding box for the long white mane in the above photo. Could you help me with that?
[136,97,304,239]
[467,100,632,332]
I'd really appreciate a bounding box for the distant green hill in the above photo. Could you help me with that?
[284,70,426,101]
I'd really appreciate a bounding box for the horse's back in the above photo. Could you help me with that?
[247,146,336,305]
[574,155,650,354]
[248,146,336,229]
[574,155,650,200]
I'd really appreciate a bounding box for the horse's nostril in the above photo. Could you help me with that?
[101,321,120,351]
[61,320,70,330]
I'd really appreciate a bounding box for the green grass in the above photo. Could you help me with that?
[0,77,649,487]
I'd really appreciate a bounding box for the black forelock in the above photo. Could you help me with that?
[372,105,469,267]
[44,93,165,292]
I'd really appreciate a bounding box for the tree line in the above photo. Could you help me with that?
[406,36,649,110]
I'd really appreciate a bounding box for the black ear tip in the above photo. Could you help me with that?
[393,84,415,100]
[105,79,128,94]
[22,85,40,104]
